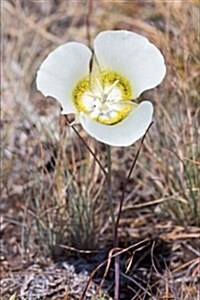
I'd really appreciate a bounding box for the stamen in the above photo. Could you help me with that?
[85,92,101,99]
[96,78,104,93]
[106,80,119,94]
[115,100,136,106]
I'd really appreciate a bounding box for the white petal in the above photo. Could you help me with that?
[80,101,153,147]
[36,42,92,114]
[94,30,166,98]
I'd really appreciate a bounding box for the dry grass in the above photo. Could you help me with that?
[1,0,199,299]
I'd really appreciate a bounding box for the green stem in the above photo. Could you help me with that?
[106,144,115,234]
[65,115,107,177]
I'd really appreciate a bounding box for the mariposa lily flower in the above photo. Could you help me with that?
[36,30,166,146]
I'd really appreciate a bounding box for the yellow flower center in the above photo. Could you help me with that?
[72,71,136,125]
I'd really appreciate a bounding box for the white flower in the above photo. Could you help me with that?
[36,30,166,146]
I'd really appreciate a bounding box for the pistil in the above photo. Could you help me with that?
[73,70,133,125]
